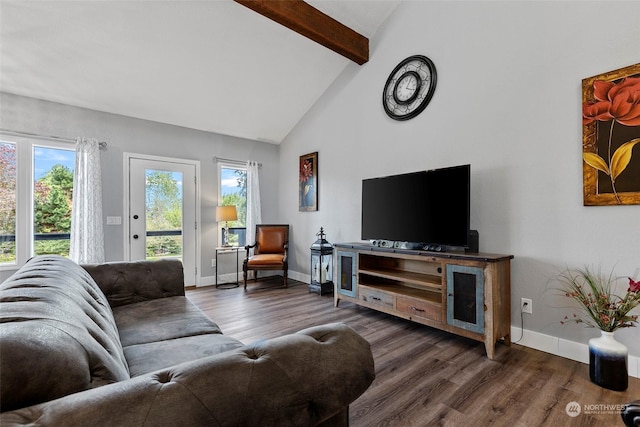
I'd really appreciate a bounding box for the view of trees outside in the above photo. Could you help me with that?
[145,170,183,259]
[0,143,16,262]
[0,143,75,263]
[34,162,74,255]
[33,147,75,257]
[221,167,247,246]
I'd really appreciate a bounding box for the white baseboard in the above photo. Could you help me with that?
[198,275,214,287]
[198,273,239,287]
[511,326,639,379]
[288,270,310,284]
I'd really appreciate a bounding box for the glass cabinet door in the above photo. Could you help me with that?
[336,250,357,297]
[446,264,484,334]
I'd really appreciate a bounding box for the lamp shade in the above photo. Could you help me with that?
[216,205,238,222]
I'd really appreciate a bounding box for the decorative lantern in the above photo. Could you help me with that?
[309,227,333,295]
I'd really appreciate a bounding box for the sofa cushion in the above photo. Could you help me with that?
[82,259,186,308]
[0,255,129,412]
[124,334,244,376]
[113,296,223,347]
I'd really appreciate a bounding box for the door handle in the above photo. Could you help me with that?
[133,234,139,239]
[133,215,139,220]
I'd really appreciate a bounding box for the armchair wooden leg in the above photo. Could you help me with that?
[243,269,248,290]
[284,271,288,288]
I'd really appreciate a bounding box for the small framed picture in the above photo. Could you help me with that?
[299,152,318,211]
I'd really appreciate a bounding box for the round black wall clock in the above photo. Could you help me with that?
[383,55,437,121]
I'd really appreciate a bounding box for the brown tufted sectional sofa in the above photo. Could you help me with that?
[0,255,375,426]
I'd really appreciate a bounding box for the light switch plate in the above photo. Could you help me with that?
[106,216,122,225]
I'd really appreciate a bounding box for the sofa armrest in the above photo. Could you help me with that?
[81,259,185,308]
[622,400,640,427]
[0,323,375,427]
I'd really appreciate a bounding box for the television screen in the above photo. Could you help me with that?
[361,164,470,247]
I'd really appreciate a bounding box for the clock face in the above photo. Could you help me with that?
[394,71,421,104]
[383,55,437,120]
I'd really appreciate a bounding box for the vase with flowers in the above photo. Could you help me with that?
[558,267,640,391]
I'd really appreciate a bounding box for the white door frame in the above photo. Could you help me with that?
[123,152,201,286]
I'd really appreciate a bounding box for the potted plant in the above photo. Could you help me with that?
[558,266,640,391]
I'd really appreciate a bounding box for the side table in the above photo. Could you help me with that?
[215,246,242,288]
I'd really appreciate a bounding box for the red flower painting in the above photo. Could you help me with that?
[300,159,312,184]
[583,72,640,205]
[583,77,640,126]
[299,152,318,211]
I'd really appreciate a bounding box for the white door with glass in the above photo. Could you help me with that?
[128,156,198,286]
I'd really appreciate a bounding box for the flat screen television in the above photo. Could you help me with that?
[361,164,470,248]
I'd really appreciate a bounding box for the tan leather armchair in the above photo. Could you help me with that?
[243,224,289,289]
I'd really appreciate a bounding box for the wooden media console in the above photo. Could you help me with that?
[334,242,513,359]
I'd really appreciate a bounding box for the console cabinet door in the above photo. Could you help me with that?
[336,250,357,297]
[446,264,485,334]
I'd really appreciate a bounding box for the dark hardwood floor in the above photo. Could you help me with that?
[187,277,639,426]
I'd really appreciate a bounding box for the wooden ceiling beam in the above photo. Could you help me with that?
[234,0,369,65]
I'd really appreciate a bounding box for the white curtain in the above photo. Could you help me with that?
[70,138,105,264]
[245,160,262,248]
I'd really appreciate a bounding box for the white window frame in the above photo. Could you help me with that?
[0,136,74,270]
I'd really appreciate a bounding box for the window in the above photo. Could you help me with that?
[0,142,16,264]
[219,164,247,246]
[0,137,75,268]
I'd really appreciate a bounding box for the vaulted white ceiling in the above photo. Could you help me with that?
[0,1,398,144]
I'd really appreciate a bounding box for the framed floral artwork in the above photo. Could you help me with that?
[582,62,640,206]
[299,152,318,211]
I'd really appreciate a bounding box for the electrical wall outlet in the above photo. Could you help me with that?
[521,298,532,314]
[211,259,216,267]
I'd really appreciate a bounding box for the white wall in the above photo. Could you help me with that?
[278,0,640,360]
[0,93,280,283]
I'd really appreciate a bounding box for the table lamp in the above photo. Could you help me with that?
[216,205,238,247]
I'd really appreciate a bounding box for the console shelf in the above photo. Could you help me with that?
[359,267,442,291]
[334,242,513,359]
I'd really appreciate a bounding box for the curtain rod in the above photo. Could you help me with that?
[0,128,107,148]
[213,156,262,168]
